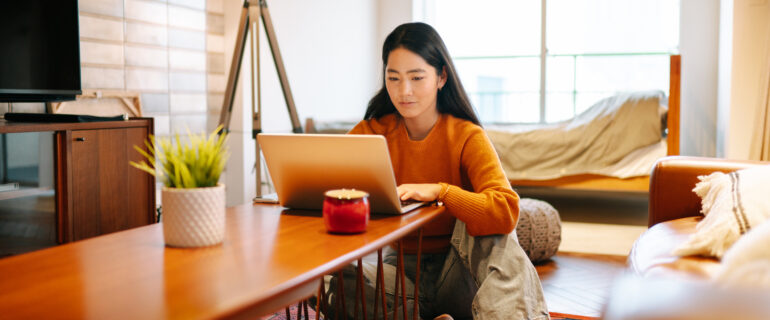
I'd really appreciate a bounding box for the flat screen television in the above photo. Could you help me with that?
[0,1,81,102]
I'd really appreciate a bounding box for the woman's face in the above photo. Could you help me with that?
[385,47,447,122]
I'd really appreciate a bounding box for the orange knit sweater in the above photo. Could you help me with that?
[349,113,520,253]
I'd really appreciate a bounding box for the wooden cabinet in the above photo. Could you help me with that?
[0,118,156,243]
[64,126,155,241]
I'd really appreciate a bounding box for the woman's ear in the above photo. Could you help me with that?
[438,66,448,90]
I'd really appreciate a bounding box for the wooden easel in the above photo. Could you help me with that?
[218,0,302,198]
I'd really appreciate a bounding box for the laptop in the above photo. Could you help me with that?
[257,133,426,214]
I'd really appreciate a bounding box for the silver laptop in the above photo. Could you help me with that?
[257,133,425,214]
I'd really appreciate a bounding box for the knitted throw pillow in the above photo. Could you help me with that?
[516,198,561,262]
[673,165,770,258]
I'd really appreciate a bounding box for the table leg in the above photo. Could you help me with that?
[356,258,367,320]
[318,278,326,320]
[298,302,304,319]
[397,240,407,320]
[413,228,423,320]
[338,270,348,320]
[378,249,387,320]
[355,260,361,319]
[393,242,400,319]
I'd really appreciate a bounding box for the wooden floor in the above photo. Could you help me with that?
[535,251,629,319]
[518,188,645,319]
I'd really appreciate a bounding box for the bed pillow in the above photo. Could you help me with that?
[714,218,770,287]
[672,165,770,258]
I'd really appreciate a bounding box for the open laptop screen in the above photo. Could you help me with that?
[258,133,421,214]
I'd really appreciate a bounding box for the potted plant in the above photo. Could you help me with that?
[131,126,229,247]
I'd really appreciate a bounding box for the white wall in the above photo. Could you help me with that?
[680,0,720,157]
[721,0,770,159]
[377,0,414,59]
[716,0,733,157]
[222,0,380,205]
[257,0,379,129]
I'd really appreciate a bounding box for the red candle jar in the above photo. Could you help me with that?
[322,189,370,234]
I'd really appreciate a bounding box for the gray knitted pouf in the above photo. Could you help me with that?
[515,198,561,263]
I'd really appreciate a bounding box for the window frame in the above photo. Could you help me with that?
[416,0,679,124]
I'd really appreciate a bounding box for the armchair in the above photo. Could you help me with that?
[629,156,768,278]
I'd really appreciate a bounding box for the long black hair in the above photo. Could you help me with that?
[364,22,480,126]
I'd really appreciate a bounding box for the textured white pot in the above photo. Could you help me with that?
[162,184,225,247]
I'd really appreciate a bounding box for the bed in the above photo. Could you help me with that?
[306,55,680,193]
[493,55,680,193]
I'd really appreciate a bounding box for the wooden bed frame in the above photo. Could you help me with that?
[509,54,681,193]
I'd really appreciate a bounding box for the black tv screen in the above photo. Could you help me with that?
[0,1,81,102]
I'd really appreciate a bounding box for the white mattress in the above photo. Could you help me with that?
[488,91,668,181]
[590,139,667,179]
[504,139,666,180]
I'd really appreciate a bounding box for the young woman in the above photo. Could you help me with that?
[327,22,548,320]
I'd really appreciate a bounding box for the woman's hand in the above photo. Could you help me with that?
[397,183,442,202]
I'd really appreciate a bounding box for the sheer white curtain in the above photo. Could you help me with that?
[750,26,770,161]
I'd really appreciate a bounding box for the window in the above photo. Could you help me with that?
[417,0,680,124]
[477,76,504,121]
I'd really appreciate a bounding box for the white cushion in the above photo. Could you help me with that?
[673,165,770,258]
[715,219,770,287]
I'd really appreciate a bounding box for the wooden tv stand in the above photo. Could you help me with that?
[0,118,156,243]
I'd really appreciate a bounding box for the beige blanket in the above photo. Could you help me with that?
[487,91,665,180]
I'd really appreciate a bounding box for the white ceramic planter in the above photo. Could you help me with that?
[162,184,225,247]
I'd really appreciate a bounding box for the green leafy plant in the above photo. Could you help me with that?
[131,126,229,188]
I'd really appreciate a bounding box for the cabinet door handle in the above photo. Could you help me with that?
[75,137,86,142]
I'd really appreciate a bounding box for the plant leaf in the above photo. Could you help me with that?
[129,126,229,189]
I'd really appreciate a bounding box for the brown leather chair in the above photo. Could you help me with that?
[628,156,768,278]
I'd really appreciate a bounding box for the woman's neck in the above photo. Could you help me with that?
[403,110,440,141]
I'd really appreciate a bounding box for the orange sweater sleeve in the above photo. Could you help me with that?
[440,129,519,236]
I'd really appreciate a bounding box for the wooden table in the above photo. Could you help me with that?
[0,203,445,319]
